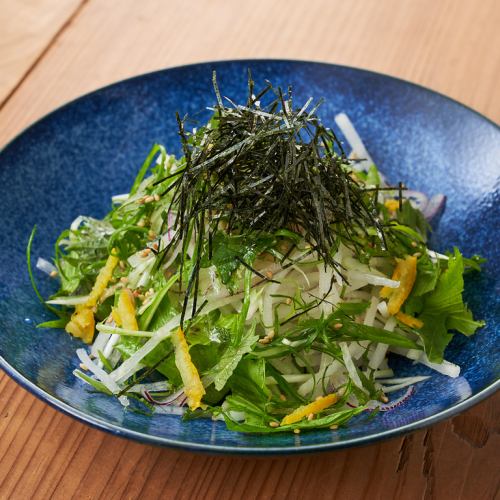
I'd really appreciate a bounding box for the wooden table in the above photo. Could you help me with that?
[1,1,498,498]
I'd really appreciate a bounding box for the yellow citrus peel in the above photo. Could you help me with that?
[384,199,400,212]
[113,288,139,331]
[65,251,119,343]
[281,393,338,426]
[171,327,206,410]
[380,255,417,315]
[395,311,424,329]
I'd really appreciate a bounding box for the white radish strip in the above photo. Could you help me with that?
[427,250,449,262]
[340,342,366,391]
[246,289,264,322]
[406,349,421,360]
[318,264,334,315]
[110,331,171,383]
[351,342,368,361]
[334,113,373,170]
[347,270,400,288]
[289,265,311,288]
[368,316,397,370]
[127,255,154,288]
[344,279,366,293]
[137,259,155,289]
[91,332,111,358]
[265,374,313,385]
[418,357,460,378]
[381,376,430,393]
[373,368,394,379]
[36,257,57,276]
[128,381,170,393]
[128,251,152,268]
[76,349,129,406]
[390,347,461,378]
[379,376,431,385]
[332,248,344,285]
[108,350,121,368]
[262,269,291,329]
[70,215,84,231]
[103,334,121,359]
[377,301,389,319]
[298,360,342,396]
[46,295,90,305]
[111,193,129,204]
[96,324,155,337]
[363,297,379,326]
[163,241,182,269]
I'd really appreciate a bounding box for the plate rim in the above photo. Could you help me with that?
[1,352,499,454]
[0,58,498,454]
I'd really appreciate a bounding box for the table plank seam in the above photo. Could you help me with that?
[0,0,89,112]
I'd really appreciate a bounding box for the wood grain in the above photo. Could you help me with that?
[0,0,84,106]
[1,0,499,148]
[0,0,499,498]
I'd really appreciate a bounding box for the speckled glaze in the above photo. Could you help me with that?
[0,60,498,454]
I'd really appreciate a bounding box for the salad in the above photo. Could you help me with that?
[28,73,485,433]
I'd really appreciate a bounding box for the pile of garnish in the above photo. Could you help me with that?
[28,73,485,433]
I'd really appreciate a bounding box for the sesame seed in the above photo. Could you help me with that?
[144,195,155,203]
[258,338,270,345]
[279,394,287,401]
[79,363,88,371]
[267,330,275,339]
[269,422,279,428]
[333,323,343,329]
[148,230,156,240]
[307,413,314,421]
[49,270,58,278]
[137,197,146,205]
[293,428,301,434]
[153,194,160,202]
[411,241,418,248]
[330,425,338,430]
[119,260,126,270]
[137,219,145,227]
[120,277,129,283]
[413,252,422,257]
[285,298,292,305]
[381,395,389,403]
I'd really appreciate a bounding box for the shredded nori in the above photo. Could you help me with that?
[158,72,387,323]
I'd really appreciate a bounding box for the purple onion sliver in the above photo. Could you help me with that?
[143,388,187,406]
[422,194,446,221]
[404,190,429,211]
[379,385,415,412]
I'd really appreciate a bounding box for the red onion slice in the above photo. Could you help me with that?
[378,385,415,412]
[143,387,188,407]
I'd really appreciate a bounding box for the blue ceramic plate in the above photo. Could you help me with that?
[0,60,498,454]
